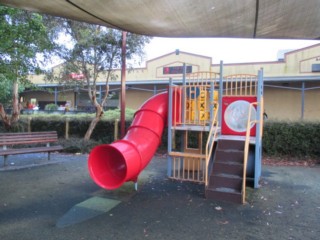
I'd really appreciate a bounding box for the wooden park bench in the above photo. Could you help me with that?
[0,131,63,166]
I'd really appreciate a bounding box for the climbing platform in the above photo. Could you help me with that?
[167,63,264,204]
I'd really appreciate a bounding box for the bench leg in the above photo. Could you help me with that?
[48,152,51,161]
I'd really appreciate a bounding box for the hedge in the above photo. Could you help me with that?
[1,117,320,159]
[263,121,320,158]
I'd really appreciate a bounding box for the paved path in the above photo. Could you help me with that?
[0,153,319,240]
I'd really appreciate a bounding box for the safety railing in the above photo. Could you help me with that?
[169,151,206,182]
[205,102,219,186]
[184,84,211,126]
[172,84,219,127]
[224,74,257,96]
[171,72,218,127]
[187,71,219,86]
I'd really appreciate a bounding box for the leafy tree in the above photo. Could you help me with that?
[0,6,55,129]
[0,74,15,106]
[49,20,151,140]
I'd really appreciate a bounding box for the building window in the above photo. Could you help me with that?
[163,65,192,74]
[312,64,320,72]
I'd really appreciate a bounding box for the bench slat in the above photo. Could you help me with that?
[0,135,57,140]
[0,132,57,139]
[1,140,58,146]
[0,132,57,137]
[0,134,57,139]
[0,145,63,156]
[0,131,57,136]
[0,132,59,146]
[0,137,58,144]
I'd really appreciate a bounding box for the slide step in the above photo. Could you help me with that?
[205,187,242,204]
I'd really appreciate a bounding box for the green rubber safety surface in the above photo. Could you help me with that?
[56,197,121,228]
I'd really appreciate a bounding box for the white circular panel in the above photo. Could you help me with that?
[224,100,257,133]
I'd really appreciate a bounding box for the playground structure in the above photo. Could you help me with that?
[88,62,264,204]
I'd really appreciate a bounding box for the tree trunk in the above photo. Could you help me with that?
[0,81,21,130]
[11,81,20,125]
[0,104,11,130]
[84,104,104,140]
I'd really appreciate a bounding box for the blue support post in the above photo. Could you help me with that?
[218,61,223,128]
[254,68,264,188]
[99,85,102,102]
[181,63,186,126]
[54,87,58,105]
[209,81,214,125]
[301,81,305,120]
[167,78,173,177]
[153,84,157,95]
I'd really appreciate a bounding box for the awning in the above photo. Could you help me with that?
[0,0,319,39]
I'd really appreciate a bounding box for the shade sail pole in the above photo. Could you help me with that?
[120,31,127,138]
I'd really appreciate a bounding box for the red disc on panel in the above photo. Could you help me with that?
[221,96,257,136]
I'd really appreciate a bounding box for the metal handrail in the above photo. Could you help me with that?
[205,102,219,187]
[242,101,263,203]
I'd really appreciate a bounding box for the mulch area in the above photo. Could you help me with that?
[262,156,320,167]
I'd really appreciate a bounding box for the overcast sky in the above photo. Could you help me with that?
[142,37,320,65]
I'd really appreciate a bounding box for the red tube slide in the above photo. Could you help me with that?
[88,92,168,190]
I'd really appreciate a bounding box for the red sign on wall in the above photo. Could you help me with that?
[163,66,192,74]
[69,73,85,80]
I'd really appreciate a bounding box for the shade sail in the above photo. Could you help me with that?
[0,0,319,39]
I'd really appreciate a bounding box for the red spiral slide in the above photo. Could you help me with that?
[88,92,169,190]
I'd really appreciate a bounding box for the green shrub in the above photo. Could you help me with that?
[104,108,135,121]
[59,137,100,153]
[44,103,58,111]
[263,121,320,158]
